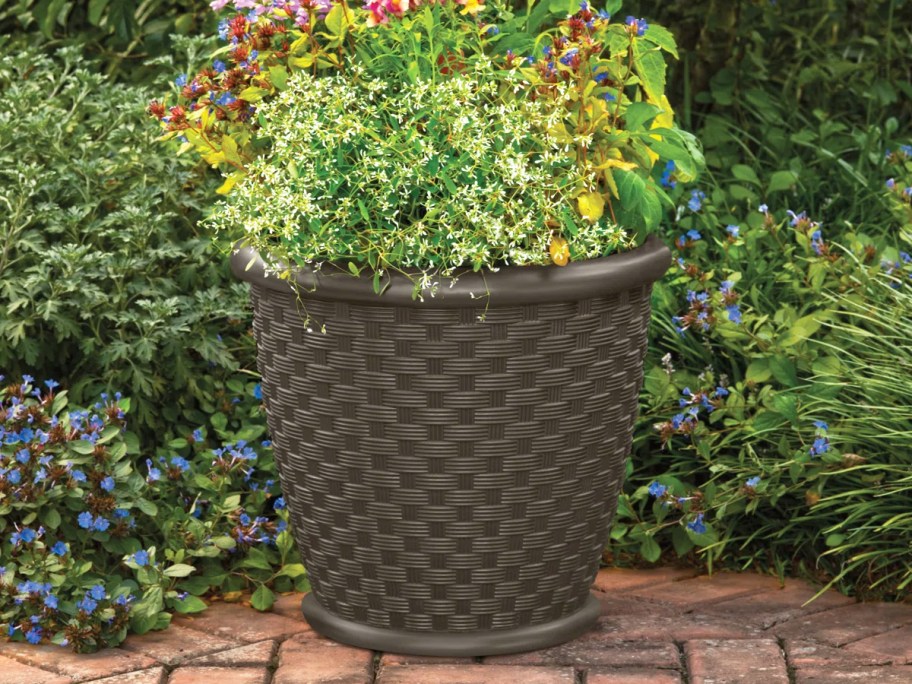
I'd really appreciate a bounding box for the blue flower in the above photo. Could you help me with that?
[686,513,707,534]
[93,516,110,532]
[51,541,67,556]
[77,512,94,529]
[7,469,21,485]
[486,25,500,36]
[660,160,676,189]
[647,481,667,497]
[25,628,42,645]
[726,305,743,324]
[70,469,86,482]
[886,178,896,190]
[253,384,263,400]
[559,48,579,66]
[274,496,286,510]
[133,550,151,567]
[77,596,97,614]
[813,420,829,432]
[213,59,227,73]
[687,229,702,241]
[89,585,106,601]
[745,476,761,488]
[15,449,30,464]
[100,476,115,492]
[22,374,34,384]
[759,204,768,214]
[44,594,59,609]
[19,528,36,544]
[687,190,706,212]
[193,428,204,442]
[170,456,191,472]
[601,91,616,102]
[626,16,648,36]
[175,74,188,87]
[809,436,830,456]
[715,386,730,397]
[725,224,740,237]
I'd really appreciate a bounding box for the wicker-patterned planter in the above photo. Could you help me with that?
[230,236,671,655]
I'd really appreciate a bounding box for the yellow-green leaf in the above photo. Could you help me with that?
[577,191,605,222]
[238,86,269,102]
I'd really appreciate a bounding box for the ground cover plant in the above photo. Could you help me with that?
[0,375,304,651]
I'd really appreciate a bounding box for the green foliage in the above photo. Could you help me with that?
[610,144,912,598]
[0,0,211,81]
[153,1,700,277]
[0,47,255,446]
[0,377,302,652]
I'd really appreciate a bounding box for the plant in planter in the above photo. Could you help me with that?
[151,0,701,655]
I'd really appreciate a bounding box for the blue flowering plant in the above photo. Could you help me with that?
[151,0,702,294]
[0,376,300,652]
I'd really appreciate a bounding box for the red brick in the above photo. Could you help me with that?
[845,624,912,664]
[785,639,893,670]
[87,668,167,684]
[596,609,764,642]
[629,572,781,608]
[587,670,682,684]
[185,640,276,667]
[376,664,577,683]
[796,666,912,683]
[773,603,912,647]
[0,655,70,684]
[593,567,699,594]
[484,640,678,668]
[380,653,475,666]
[702,580,853,628]
[685,638,789,684]
[273,634,374,684]
[174,601,314,643]
[597,594,663,618]
[167,666,269,684]
[121,624,239,666]
[0,641,157,682]
[271,592,308,622]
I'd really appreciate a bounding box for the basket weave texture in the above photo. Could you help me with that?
[250,281,653,633]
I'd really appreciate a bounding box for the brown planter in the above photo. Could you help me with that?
[231,235,671,655]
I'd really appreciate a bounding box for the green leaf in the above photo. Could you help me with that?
[163,563,196,578]
[324,3,347,38]
[42,508,62,530]
[780,314,823,347]
[768,170,798,193]
[269,66,288,91]
[624,102,661,131]
[825,533,847,547]
[632,42,666,105]
[69,440,96,455]
[769,355,799,387]
[251,584,276,611]
[644,24,679,58]
[277,563,307,579]
[770,393,798,423]
[136,498,158,517]
[212,536,237,550]
[173,596,208,614]
[745,359,772,384]
[752,410,787,432]
[639,535,661,563]
[732,164,761,186]
[88,0,110,25]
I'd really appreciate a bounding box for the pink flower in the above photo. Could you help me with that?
[210,0,231,8]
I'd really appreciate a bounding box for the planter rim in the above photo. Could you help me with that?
[230,234,671,307]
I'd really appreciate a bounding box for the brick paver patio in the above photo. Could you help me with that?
[4,568,912,683]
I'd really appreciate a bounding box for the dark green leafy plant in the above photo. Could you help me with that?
[0,47,255,446]
[0,375,302,652]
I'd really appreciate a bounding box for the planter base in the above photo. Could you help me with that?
[301,593,601,656]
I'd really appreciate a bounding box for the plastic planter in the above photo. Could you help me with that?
[231,235,671,655]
